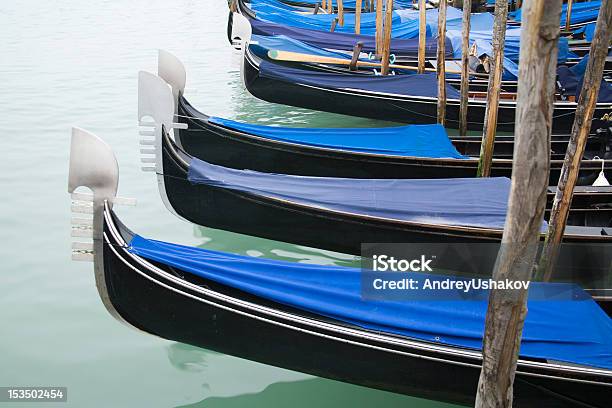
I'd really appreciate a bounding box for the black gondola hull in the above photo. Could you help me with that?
[242,50,611,133]
[177,98,611,185]
[102,211,612,407]
[161,134,612,294]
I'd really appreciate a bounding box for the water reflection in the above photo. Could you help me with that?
[167,343,311,401]
[194,226,361,267]
[167,343,458,408]
[225,60,401,128]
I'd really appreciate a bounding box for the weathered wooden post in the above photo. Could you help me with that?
[459,0,472,136]
[355,0,362,34]
[538,0,612,282]
[349,41,365,70]
[322,0,327,11]
[437,0,448,124]
[477,0,508,177]
[565,0,574,32]
[474,0,563,406]
[338,0,345,26]
[381,0,394,75]
[376,0,384,57]
[418,0,427,73]
[330,17,339,32]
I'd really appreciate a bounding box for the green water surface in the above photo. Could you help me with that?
[0,1,461,406]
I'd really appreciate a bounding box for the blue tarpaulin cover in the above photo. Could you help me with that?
[187,156,517,229]
[251,35,433,75]
[446,32,519,79]
[271,0,415,8]
[510,1,601,26]
[250,0,418,37]
[557,55,612,102]
[208,116,467,159]
[250,34,365,61]
[574,22,596,41]
[258,60,462,99]
[127,235,612,370]
[249,18,448,57]
[446,28,570,66]
[397,7,491,32]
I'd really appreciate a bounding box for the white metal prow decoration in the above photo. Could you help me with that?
[68,126,119,258]
[230,12,253,51]
[137,70,187,173]
[137,60,190,223]
[158,49,186,111]
[68,127,136,262]
[67,127,137,327]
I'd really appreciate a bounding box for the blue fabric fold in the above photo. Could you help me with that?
[251,0,415,37]
[557,55,612,103]
[258,60,462,99]
[396,7,491,32]
[573,22,596,41]
[278,0,415,8]
[250,34,365,61]
[445,28,570,65]
[127,234,612,370]
[209,116,467,159]
[249,18,447,57]
[250,34,430,75]
[187,156,520,229]
[510,1,601,26]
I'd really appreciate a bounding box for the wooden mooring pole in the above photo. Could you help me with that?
[459,0,472,136]
[474,0,563,406]
[418,0,427,73]
[538,0,612,282]
[355,0,362,34]
[477,0,508,177]
[437,0,448,124]
[381,0,394,75]
[565,0,574,32]
[376,0,384,57]
[338,0,345,26]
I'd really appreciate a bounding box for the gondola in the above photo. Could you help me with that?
[240,41,612,132]
[233,0,606,63]
[136,77,612,300]
[148,50,612,185]
[68,127,612,407]
[229,10,612,77]
[228,4,450,59]
[245,32,612,95]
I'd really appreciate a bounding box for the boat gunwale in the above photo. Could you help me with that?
[101,202,612,383]
[162,130,612,241]
[179,95,612,170]
[244,47,612,112]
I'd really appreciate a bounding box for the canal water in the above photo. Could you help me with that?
[0,1,460,406]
